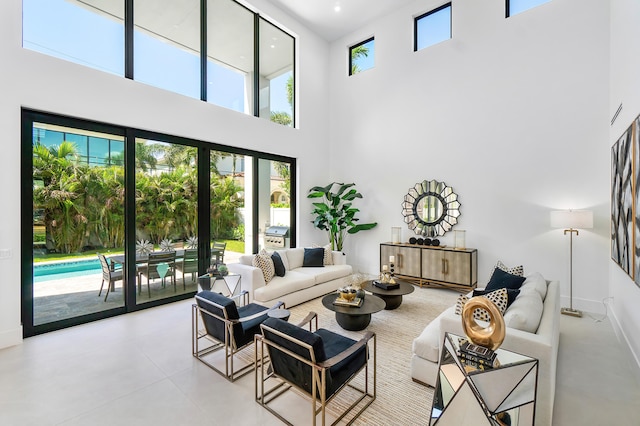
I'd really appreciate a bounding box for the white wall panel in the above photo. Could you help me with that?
[327,0,611,317]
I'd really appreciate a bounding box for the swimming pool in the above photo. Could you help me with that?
[34,258,102,282]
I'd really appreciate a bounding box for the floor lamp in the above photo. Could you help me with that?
[550,210,593,317]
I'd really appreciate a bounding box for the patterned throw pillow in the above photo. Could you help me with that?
[454,288,509,321]
[323,244,333,265]
[496,261,524,277]
[253,249,275,283]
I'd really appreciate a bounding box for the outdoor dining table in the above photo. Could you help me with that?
[110,248,223,266]
[108,250,185,291]
[108,249,186,267]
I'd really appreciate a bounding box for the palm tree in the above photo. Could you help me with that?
[135,141,160,172]
[161,144,198,170]
[270,111,293,126]
[274,162,291,202]
[210,176,243,240]
[33,141,87,253]
[351,45,370,75]
[270,73,294,127]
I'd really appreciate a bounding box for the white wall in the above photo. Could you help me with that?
[0,0,331,348]
[609,0,640,365]
[327,0,611,316]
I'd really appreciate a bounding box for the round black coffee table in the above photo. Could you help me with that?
[321,293,385,331]
[362,280,415,310]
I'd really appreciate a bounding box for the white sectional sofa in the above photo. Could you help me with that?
[411,273,560,426]
[227,247,353,308]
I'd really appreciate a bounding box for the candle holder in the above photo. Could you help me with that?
[389,262,396,284]
[391,226,401,244]
[380,264,390,283]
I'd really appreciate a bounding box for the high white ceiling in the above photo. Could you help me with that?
[267,0,417,42]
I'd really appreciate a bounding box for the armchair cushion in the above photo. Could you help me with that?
[316,329,367,396]
[196,291,270,348]
[197,290,239,320]
[238,303,271,335]
[261,318,366,397]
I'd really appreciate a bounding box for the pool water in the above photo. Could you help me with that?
[34,259,102,283]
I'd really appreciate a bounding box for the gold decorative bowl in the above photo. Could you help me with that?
[339,287,357,301]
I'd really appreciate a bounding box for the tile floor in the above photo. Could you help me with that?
[1,298,639,425]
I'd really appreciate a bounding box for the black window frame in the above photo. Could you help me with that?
[21,109,297,337]
[348,36,375,76]
[413,3,452,52]
[24,0,296,128]
[506,0,550,18]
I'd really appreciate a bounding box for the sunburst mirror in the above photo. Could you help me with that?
[401,180,461,237]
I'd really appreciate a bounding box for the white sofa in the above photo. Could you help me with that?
[411,274,560,426]
[227,248,353,308]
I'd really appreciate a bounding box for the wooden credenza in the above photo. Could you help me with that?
[380,242,477,290]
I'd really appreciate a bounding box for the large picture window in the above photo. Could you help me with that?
[134,0,201,98]
[23,0,124,76]
[22,0,296,127]
[207,0,255,114]
[259,18,295,127]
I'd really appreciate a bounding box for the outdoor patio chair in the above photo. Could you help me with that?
[192,290,284,382]
[97,253,123,302]
[139,251,177,296]
[211,241,227,265]
[176,248,198,283]
[256,313,376,426]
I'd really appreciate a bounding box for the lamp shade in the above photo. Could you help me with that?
[550,210,593,229]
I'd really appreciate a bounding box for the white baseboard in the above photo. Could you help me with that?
[607,306,640,375]
[0,326,23,350]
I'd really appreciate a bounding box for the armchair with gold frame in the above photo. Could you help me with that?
[192,290,284,382]
[255,312,376,426]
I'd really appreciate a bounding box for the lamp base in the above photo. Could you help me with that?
[561,307,583,318]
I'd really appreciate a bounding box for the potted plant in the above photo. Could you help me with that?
[308,182,378,251]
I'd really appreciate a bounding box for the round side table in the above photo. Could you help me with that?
[268,309,291,322]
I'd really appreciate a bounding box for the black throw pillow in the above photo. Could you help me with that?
[303,247,325,267]
[485,267,526,292]
[271,251,286,277]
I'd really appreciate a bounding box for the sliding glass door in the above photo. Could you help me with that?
[28,120,126,328]
[22,110,296,336]
[134,137,199,304]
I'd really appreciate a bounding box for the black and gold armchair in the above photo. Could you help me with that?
[192,290,284,382]
[255,312,376,426]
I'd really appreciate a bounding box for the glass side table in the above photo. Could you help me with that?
[430,332,538,426]
[198,273,242,297]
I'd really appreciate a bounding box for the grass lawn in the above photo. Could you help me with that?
[34,239,245,263]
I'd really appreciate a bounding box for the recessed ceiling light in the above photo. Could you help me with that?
[270,44,275,49]
[334,2,341,12]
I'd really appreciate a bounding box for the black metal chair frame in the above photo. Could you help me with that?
[97,253,123,302]
[255,312,377,426]
[192,291,284,382]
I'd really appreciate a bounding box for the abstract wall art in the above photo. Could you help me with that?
[611,123,633,278]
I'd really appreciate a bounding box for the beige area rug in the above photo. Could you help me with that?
[282,286,461,426]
